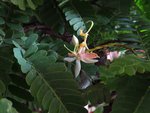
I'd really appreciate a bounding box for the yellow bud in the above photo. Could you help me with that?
[80,30,87,37]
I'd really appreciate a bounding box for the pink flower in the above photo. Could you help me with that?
[64,21,99,77]
[64,35,99,77]
[107,50,127,61]
[107,51,121,62]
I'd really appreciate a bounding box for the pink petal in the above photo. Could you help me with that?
[75,60,81,78]
[135,50,145,53]
[81,59,98,63]
[107,54,113,61]
[78,46,86,54]
[107,51,120,61]
[64,57,76,62]
[80,53,99,59]
[112,51,120,58]
[79,52,99,63]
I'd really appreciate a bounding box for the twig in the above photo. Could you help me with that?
[23,23,72,42]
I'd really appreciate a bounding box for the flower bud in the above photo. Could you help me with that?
[72,35,79,46]
[80,30,87,37]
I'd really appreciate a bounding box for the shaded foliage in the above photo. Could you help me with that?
[0,0,149,113]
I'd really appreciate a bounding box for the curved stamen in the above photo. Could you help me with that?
[86,20,94,34]
[64,44,74,53]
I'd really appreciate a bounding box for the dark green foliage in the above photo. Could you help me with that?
[7,98,32,113]
[8,84,33,101]
[135,0,150,19]
[26,50,87,113]
[9,74,29,89]
[37,0,64,31]
[0,0,150,113]
[8,0,44,10]
[0,80,6,95]
[57,0,87,35]
[132,14,150,56]
[0,98,18,113]
[0,47,13,87]
[110,75,150,113]
[83,83,110,105]
[100,55,150,79]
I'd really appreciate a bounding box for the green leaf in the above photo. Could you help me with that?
[26,50,87,113]
[37,0,63,30]
[110,75,150,113]
[26,69,87,113]
[13,41,25,54]
[0,80,6,94]
[8,98,32,113]
[135,0,150,19]
[124,65,136,76]
[27,0,36,10]
[7,23,23,32]
[12,14,30,23]
[109,65,124,75]
[32,0,44,6]
[136,64,145,73]
[82,64,98,76]
[8,84,33,101]
[69,18,82,26]
[134,87,150,113]
[0,98,18,113]
[60,1,86,35]
[99,55,150,79]
[24,33,38,48]
[13,48,31,73]
[10,0,26,10]
[0,47,13,84]
[83,83,110,105]
[0,17,5,25]
[47,50,58,63]
[24,45,38,57]
[0,29,5,37]
[94,106,104,113]
[106,76,138,92]
[9,74,29,89]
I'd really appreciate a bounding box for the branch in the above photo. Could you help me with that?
[23,23,72,43]
[88,43,136,55]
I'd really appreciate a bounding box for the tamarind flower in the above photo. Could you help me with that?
[64,35,99,77]
[107,51,121,62]
[64,21,99,77]
[106,50,126,61]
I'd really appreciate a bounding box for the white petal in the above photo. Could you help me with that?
[75,60,81,78]
[84,104,89,110]
[64,57,76,62]
[72,35,79,46]
[81,59,98,63]
[119,50,126,56]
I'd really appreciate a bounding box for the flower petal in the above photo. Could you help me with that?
[78,46,86,54]
[81,58,98,63]
[75,60,81,78]
[80,53,99,59]
[79,52,99,63]
[107,51,120,61]
[64,57,76,62]
[107,54,113,61]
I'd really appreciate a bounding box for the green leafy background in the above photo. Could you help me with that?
[0,0,150,113]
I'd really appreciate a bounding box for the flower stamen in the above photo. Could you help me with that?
[64,44,74,53]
